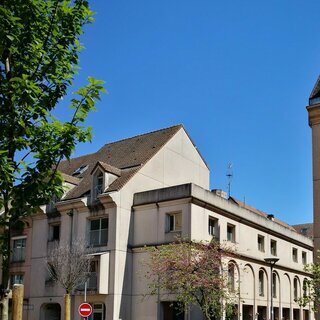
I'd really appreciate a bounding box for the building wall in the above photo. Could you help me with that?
[23,127,210,320]
[132,184,314,320]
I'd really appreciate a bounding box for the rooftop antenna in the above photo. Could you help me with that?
[226,162,233,198]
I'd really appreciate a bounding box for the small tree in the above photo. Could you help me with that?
[297,261,320,312]
[145,238,237,320]
[47,238,93,320]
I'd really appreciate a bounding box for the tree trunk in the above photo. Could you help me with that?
[64,293,71,320]
[1,295,9,320]
[12,284,24,320]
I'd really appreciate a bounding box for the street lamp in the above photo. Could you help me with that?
[264,258,279,320]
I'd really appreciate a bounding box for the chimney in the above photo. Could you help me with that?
[267,214,274,221]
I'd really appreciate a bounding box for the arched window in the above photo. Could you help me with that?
[228,263,235,291]
[272,272,277,298]
[303,279,308,298]
[294,277,299,301]
[259,270,264,296]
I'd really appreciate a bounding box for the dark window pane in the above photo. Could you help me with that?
[90,220,100,231]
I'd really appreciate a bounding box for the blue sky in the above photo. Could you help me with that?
[63,0,320,225]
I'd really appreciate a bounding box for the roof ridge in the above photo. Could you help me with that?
[98,124,183,149]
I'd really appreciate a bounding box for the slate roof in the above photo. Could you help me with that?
[58,125,183,200]
[310,76,320,100]
[292,223,313,239]
[230,197,297,232]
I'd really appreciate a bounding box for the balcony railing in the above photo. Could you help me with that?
[76,272,98,291]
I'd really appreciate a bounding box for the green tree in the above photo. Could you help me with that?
[298,261,320,312]
[0,0,105,316]
[145,238,238,320]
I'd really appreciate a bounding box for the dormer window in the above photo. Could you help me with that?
[72,164,88,176]
[93,170,104,200]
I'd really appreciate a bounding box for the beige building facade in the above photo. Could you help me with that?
[7,124,314,320]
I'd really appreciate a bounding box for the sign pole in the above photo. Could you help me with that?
[84,280,87,302]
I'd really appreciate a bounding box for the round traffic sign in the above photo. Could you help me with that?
[78,302,93,317]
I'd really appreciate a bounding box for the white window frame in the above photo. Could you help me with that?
[166,212,182,233]
[227,224,235,243]
[292,248,298,263]
[302,251,307,265]
[92,170,104,200]
[92,303,105,320]
[10,274,24,287]
[257,235,265,252]
[12,237,26,262]
[208,217,218,238]
[270,240,277,256]
[89,217,108,246]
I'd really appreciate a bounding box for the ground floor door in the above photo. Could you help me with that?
[242,305,254,319]
[161,302,184,320]
[282,308,290,320]
[257,306,267,320]
[40,303,61,320]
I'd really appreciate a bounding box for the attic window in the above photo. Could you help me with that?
[72,164,88,176]
[92,171,104,200]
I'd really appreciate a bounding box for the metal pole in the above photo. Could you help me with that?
[270,264,274,320]
[84,280,87,302]
[264,258,279,320]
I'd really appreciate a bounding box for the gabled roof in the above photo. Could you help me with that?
[58,124,183,200]
[229,197,297,232]
[60,172,81,185]
[90,161,122,176]
[310,76,320,100]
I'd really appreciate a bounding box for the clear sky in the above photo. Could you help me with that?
[63,0,320,225]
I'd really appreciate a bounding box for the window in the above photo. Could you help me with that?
[92,303,106,320]
[49,224,60,241]
[270,240,277,256]
[208,217,218,238]
[89,218,108,246]
[166,212,182,232]
[258,270,264,296]
[294,278,299,301]
[227,224,235,242]
[257,235,265,252]
[302,251,307,265]
[12,238,26,262]
[272,273,277,298]
[292,248,298,263]
[93,171,104,199]
[300,228,308,235]
[88,261,98,290]
[10,274,24,287]
[228,263,235,291]
[303,279,308,298]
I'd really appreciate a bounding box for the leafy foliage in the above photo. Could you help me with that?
[297,261,319,311]
[145,238,237,320]
[0,0,105,288]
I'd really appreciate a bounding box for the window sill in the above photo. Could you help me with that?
[165,230,181,234]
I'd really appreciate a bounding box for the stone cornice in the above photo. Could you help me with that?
[307,103,320,126]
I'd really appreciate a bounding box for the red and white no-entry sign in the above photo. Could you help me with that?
[78,302,93,317]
